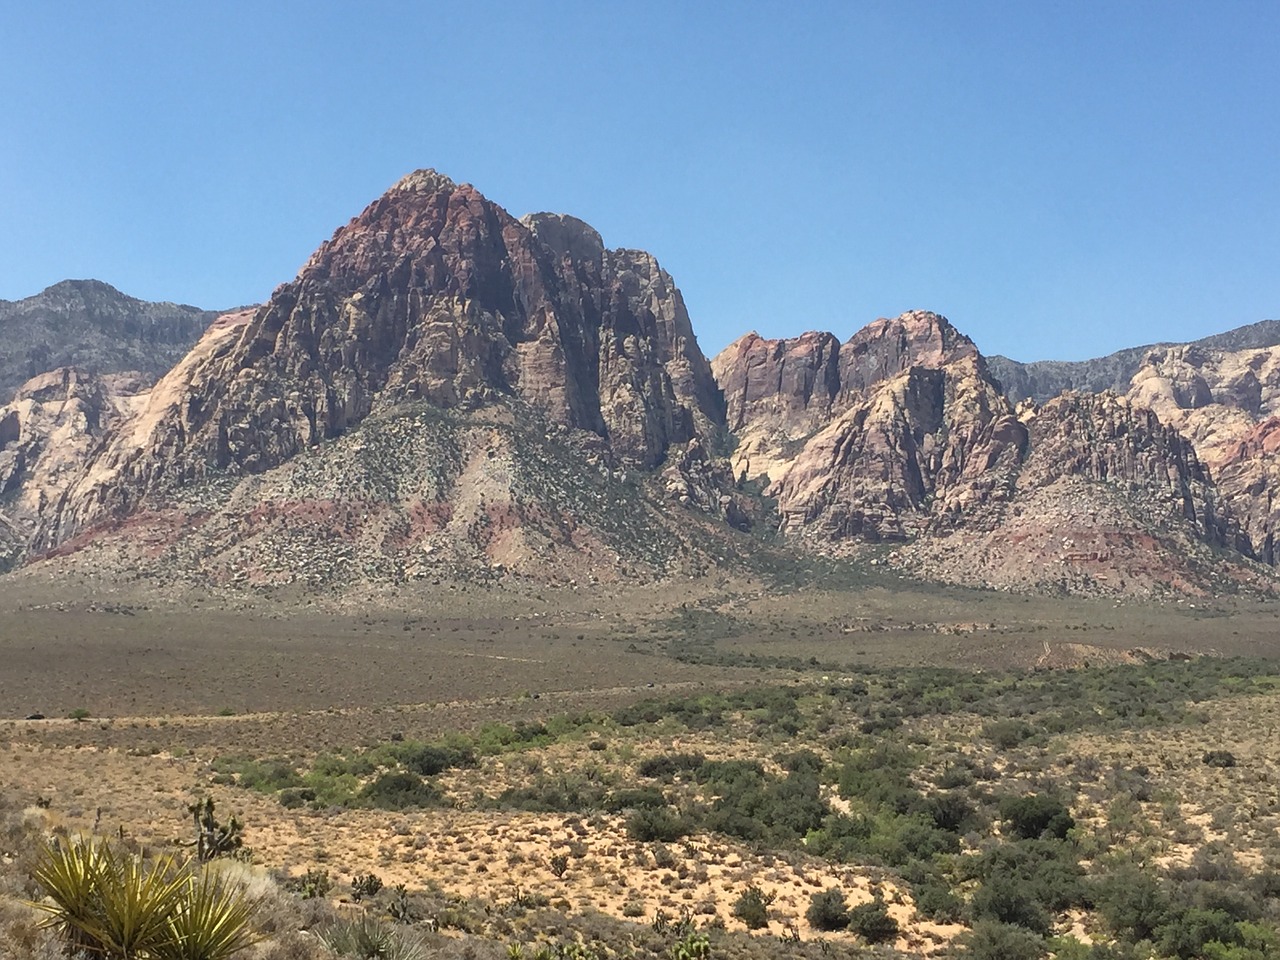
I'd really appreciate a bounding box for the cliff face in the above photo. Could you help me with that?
[712,313,1257,596]
[0,367,151,571]
[36,171,727,555]
[714,312,1026,538]
[0,280,218,401]
[7,172,738,588]
[1122,342,1280,566]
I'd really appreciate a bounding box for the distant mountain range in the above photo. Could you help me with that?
[1,171,1277,598]
[988,320,1280,404]
[0,279,219,400]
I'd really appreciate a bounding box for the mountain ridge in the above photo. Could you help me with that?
[3,169,1278,599]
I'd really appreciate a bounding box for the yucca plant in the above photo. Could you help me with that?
[91,846,188,958]
[152,870,260,960]
[319,916,425,960]
[29,836,110,956]
[30,837,259,960]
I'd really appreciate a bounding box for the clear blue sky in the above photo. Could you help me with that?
[2,1,1277,361]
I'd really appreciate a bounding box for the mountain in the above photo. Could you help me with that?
[712,312,1262,597]
[3,170,1277,599]
[7,171,741,587]
[0,280,219,401]
[987,319,1280,404]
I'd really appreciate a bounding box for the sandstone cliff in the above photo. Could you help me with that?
[712,313,1262,596]
[16,172,737,586]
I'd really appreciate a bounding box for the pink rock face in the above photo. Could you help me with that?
[38,170,727,550]
[711,308,1260,596]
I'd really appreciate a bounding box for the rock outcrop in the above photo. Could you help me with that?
[15,171,737,584]
[0,367,150,571]
[1120,342,1280,565]
[713,312,1265,596]
[989,318,1280,404]
[0,280,218,401]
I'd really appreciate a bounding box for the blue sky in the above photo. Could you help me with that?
[1,1,1277,361]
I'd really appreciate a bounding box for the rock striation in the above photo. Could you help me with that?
[13,171,738,584]
[713,312,1266,596]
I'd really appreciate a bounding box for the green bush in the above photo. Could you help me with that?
[848,896,898,943]
[970,874,1052,936]
[637,753,706,779]
[958,920,1047,960]
[399,740,477,776]
[357,772,442,810]
[805,888,849,931]
[983,718,1039,749]
[731,884,773,930]
[999,794,1074,840]
[1094,867,1169,941]
[625,807,689,843]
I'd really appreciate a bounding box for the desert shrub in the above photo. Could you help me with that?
[604,787,668,812]
[913,876,964,923]
[937,761,976,788]
[848,896,898,943]
[731,884,773,930]
[494,775,607,813]
[213,757,301,793]
[1155,907,1241,959]
[399,739,477,776]
[922,790,981,833]
[278,788,317,810]
[805,888,849,931]
[1094,867,1169,941]
[637,753,706,779]
[804,813,874,862]
[837,744,922,812]
[964,839,1086,913]
[983,718,1039,749]
[777,749,825,776]
[957,920,1047,960]
[319,916,425,960]
[999,794,1074,840]
[357,773,442,810]
[969,874,1052,936]
[625,807,689,843]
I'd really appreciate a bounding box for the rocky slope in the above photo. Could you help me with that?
[0,280,219,400]
[12,171,739,587]
[713,313,1264,596]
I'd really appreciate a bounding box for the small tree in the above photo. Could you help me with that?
[805,888,850,932]
[848,896,899,944]
[731,884,774,930]
[188,797,243,862]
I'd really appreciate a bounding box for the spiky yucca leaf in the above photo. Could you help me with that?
[82,844,187,959]
[29,836,110,954]
[320,916,426,960]
[151,869,260,960]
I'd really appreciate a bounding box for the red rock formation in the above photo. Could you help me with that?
[39,171,727,552]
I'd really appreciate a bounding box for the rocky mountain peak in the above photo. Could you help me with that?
[520,213,606,262]
[21,169,731,566]
[388,168,459,195]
